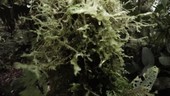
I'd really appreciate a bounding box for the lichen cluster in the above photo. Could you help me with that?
[15,0,145,95]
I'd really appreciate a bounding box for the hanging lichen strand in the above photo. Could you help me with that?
[15,0,146,96]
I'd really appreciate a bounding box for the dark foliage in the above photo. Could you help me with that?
[0,1,30,32]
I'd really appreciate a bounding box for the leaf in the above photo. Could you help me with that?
[20,86,43,96]
[70,54,82,75]
[131,66,159,91]
[18,70,37,87]
[161,0,168,7]
[15,63,41,79]
[159,56,170,66]
[166,43,170,53]
[15,70,47,96]
[142,47,154,67]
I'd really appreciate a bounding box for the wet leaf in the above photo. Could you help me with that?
[159,56,170,66]
[142,47,154,67]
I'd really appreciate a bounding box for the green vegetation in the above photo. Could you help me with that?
[0,0,170,96]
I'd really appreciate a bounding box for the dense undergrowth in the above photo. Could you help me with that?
[0,0,170,96]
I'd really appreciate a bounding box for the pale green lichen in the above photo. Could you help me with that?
[15,0,149,95]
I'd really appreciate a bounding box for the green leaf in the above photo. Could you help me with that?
[18,70,37,87]
[20,86,43,96]
[142,47,154,67]
[161,0,168,7]
[16,70,48,96]
[15,63,41,79]
[159,56,170,66]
